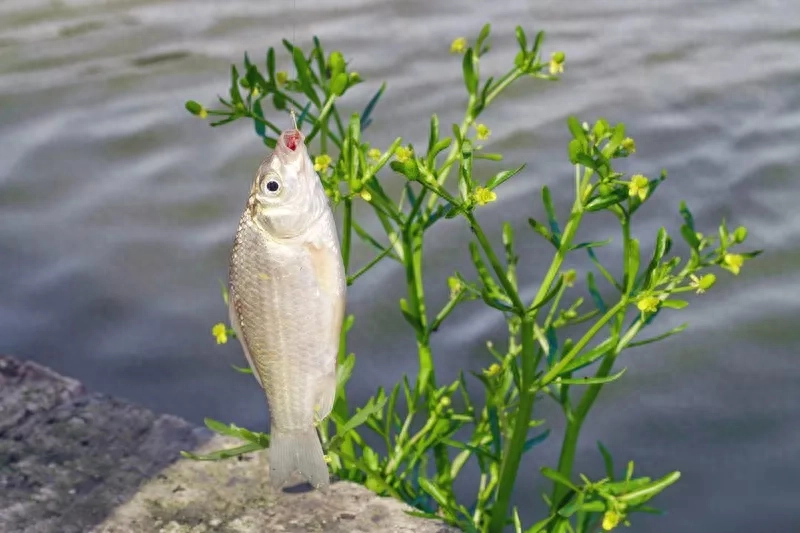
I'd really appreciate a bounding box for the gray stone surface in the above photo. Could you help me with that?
[0,356,458,533]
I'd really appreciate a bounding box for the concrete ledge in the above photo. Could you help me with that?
[0,355,457,533]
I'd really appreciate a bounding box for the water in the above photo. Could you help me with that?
[1,1,799,531]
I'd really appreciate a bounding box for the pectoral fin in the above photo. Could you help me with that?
[304,239,346,353]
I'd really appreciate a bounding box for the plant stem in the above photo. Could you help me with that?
[341,198,353,272]
[466,213,525,312]
[538,301,626,386]
[488,316,536,533]
[529,166,590,314]
[424,69,525,214]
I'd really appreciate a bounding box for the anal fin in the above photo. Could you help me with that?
[313,372,337,423]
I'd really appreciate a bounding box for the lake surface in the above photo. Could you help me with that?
[1,0,799,531]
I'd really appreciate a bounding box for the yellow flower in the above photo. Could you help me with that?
[723,253,744,275]
[472,186,497,206]
[450,37,467,54]
[367,148,381,161]
[475,123,491,141]
[314,154,332,173]
[602,510,622,531]
[394,146,413,163]
[563,269,577,287]
[483,363,502,377]
[349,71,362,83]
[276,71,288,86]
[628,174,649,201]
[549,51,565,75]
[690,273,716,294]
[621,137,636,153]
[251,86,260,98]
[359,189,372,202]
[447,276,463,299]
[211,322,228,345]
[636,296,660,314]
[198,107,208,119]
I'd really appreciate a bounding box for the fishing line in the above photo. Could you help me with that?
[291,0,298,129]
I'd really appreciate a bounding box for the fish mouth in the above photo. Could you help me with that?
[275,129,305,161]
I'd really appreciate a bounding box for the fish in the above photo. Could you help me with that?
[227,124,346,491]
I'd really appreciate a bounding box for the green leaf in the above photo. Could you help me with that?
[680,224,701,250]
[399,298,423,333]
[265,48,276,81]
[481,288,515,312]
[566,116,587,146]
[204,417,239,437]
[462,49,478,95]
[641,227,671,289]
[292,46,321,107]
[679,200,695,230]
[336,353,355,390]
[180,441,264,461]
[563,337,615,373]
[528,277,564,313]
[570,239,612,251]
[618,471,681,504]
[523,429,551,452]
[531,30,545,55]
[487,406,502,457]
[585,188,628,211]
[557,492,585,518]
[557,367,626,385]
[528,218,558,248]
[574,153,597,170]
[487,164,525,190]
[502,222,516,265]
[598,441,615,480]
[427,114,439,154]
[627,323,688,348]
[230,364,252,374]
[567,139,583,164]
[419,478,451,508]
[661,299,688,309]
[601,123,626,158]
[360,82,386,130]
[541,467,579,492]
[229,65,244,106]
[586,271,607,312]
[541,186,561,239]
[389,159,420,180]
[475,23,492,54]
[335,395,388,437]
[252,99,266,137]
[429,138,452,163]
[203,419,267,446]
[451,123,463,147]
[515,25,527,51]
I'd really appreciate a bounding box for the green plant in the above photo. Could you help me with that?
[183,25,759,533]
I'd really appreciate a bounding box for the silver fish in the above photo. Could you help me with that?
[228,126,346,490]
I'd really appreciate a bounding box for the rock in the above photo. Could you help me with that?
[0,356,458,533]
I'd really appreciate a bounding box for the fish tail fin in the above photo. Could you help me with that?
[268,428,330,491]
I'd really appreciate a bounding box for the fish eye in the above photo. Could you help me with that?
[262,174,282,195]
